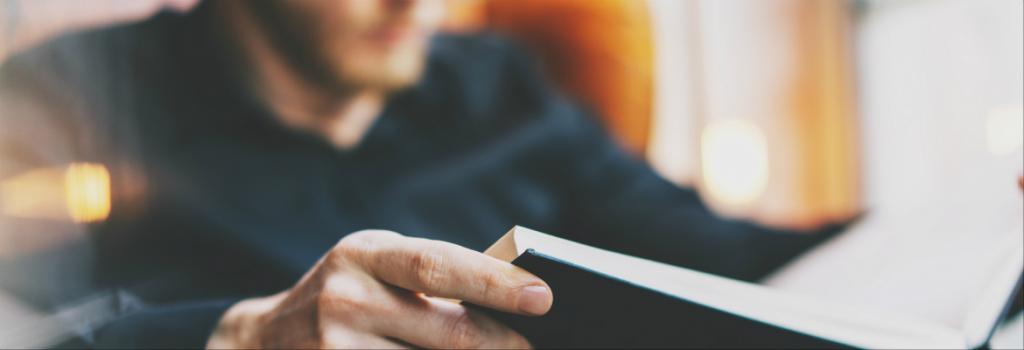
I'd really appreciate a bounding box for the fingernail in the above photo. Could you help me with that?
[517,285,552,315]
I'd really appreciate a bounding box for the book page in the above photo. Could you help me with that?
[766,195,1024,343]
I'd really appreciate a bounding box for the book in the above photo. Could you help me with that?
[475,226,1024,348]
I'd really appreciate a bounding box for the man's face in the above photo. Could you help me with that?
[248,0,445,92]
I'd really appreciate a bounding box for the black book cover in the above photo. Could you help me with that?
[471,249,851,348]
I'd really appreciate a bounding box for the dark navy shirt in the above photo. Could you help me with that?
[0,8,841,348]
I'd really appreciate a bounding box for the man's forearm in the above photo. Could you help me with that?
[93,299,237,348]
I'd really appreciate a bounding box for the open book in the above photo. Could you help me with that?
[479,226,1023,348]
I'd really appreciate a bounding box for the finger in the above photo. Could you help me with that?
[317,281,530,349]
[372,288,531,349]
[346,232,553,316]
[164,0,202,12]
[322,326,411,350]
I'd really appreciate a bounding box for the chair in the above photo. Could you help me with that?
[443,0,654,155]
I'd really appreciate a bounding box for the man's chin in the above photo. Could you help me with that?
[341,63,425,92]
[374,72,423,92]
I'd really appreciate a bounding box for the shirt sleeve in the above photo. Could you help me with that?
[92,299,237,348]
[552,102,850,282]
[0,85,238,348]
[468,35,851,282]
[1,46,237,348]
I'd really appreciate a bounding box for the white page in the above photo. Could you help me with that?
[766,195,1023,337]
[961,227,1023,347]
[797,0,1024,337]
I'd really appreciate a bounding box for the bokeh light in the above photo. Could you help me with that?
[0,163,110,223]
[64,163,111,223]
[700,119,770,207]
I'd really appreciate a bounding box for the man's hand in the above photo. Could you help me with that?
[206,230,553,349]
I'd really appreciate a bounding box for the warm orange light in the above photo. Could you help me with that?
[64,163,111,223]
[700,119,770,207]
[0,167,68,220]
[1,163,113,222]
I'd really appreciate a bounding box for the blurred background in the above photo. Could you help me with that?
[1,0,1022,347]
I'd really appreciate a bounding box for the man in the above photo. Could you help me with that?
[0,0,846,348]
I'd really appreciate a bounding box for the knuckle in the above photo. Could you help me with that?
[318,275,370,315]
[329,238,362,266]
[445,310,483,349]
[323,246,349,268]
[410,250,447,291]
[338,230,401,250]
[478,271,505,302]
[319,327,358,349]
[331,229,399,264]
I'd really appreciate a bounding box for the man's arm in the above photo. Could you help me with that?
[552,104,848,281]
[0,95,549,350]
[0,56,245,348]
[90,299,236,348]
[457,35,847,282]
